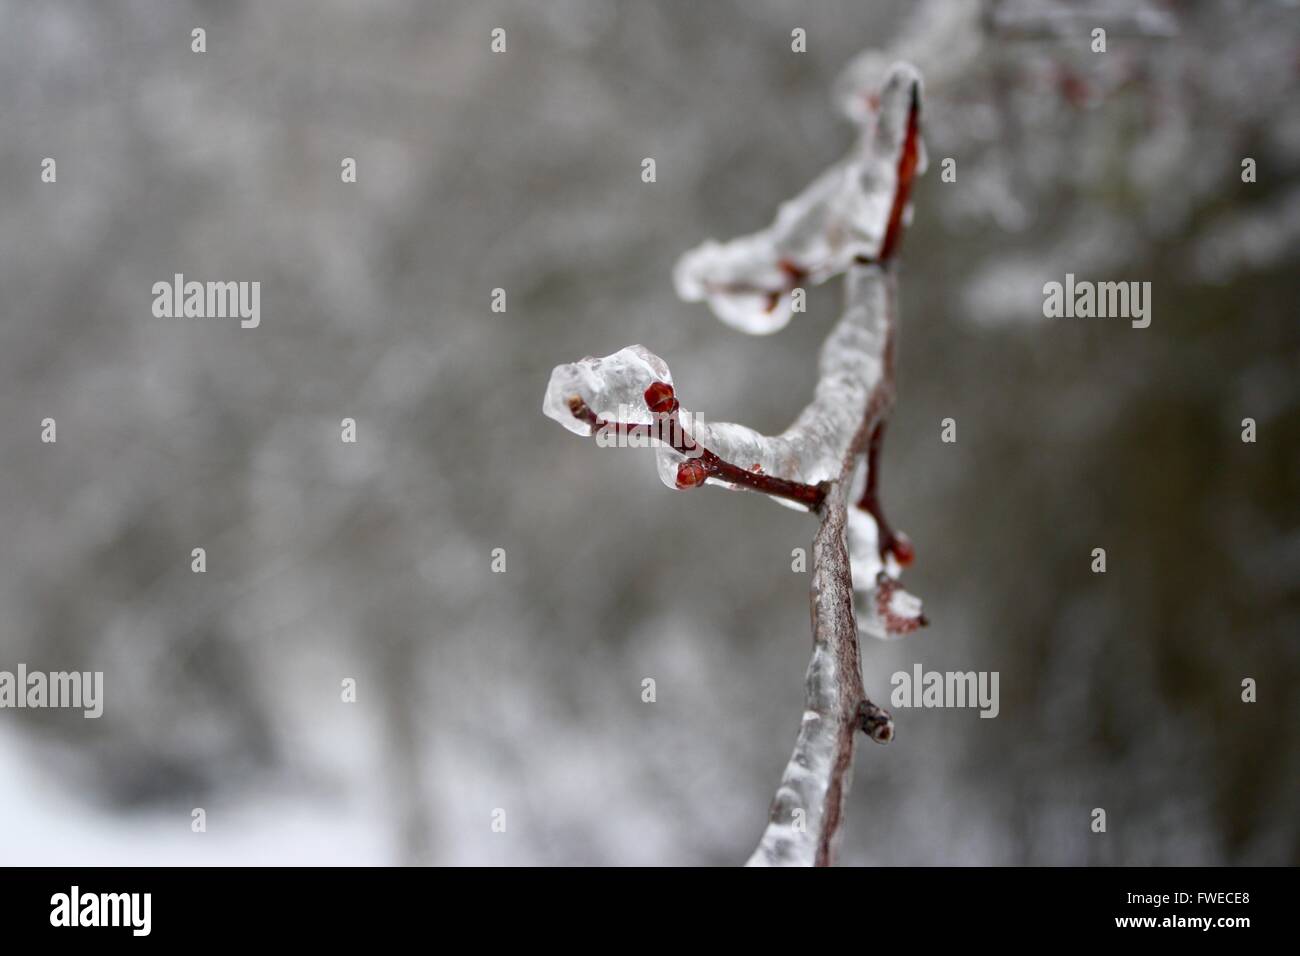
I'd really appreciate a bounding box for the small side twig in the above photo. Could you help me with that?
[566,390,828,511]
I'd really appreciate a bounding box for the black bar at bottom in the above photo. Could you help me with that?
[0,866,1288,942]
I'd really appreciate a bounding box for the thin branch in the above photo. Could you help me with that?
[748,81,924,866]
[566,389,829,510]
[746,265,902,867]
[856,422,915,566]
[876,83,922,264]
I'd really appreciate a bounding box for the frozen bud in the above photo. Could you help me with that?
[643,381,678,415]
[542,345,674,435]
[857,700,894,744]
[860,571,927,640]
[675,459,708,488]
[889,531,915,567]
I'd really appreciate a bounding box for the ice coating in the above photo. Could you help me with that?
[670,234,794,335]
[544,264,890,500]
[847,462,927,639]
[834,2,982,124]
[846,500,884,583]
[859,571,927,639]
[673,62,925,334]
[664,264,889,491]
[745,657,839,866]
[666,264,889,490]
[541,345,672,436]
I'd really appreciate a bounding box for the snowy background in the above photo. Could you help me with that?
[0,0,1297,865]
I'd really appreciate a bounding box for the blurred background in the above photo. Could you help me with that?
[0,0,1296,865]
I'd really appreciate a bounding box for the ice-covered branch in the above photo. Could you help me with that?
[746,267,916,868]
[542,264,900,509]
[542,60,930,866]
[673,63,927,334]
[746,475,906,866]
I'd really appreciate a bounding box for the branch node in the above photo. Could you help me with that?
[856,699,894,744]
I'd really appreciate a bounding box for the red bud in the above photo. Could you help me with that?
[644,381,678,415]
[675,459,707,488]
